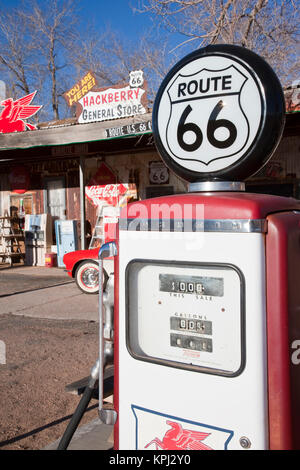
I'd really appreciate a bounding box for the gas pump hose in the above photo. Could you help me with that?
[58,246,116,450]
[57,360,99,450]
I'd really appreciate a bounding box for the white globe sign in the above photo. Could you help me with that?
[152,45,285,182]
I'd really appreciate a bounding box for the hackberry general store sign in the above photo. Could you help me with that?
[76,70,147,124]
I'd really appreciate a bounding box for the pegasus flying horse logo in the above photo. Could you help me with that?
[0,91,42,134]
[145,420,213,450]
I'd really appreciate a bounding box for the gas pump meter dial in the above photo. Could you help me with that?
[126,261,245,376]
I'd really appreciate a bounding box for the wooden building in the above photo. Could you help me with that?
[0,84,299,260]
[0,113,186,254]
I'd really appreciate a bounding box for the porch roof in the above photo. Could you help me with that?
[0,113,154,163]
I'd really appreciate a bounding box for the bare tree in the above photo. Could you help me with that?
[0,0,80,120]
[0,6,34,97]
[71,27,176,105]
[135,0,300,85]
[20,0,79,120]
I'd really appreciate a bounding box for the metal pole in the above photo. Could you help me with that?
[98,242,117,425]
[79,156,86,250]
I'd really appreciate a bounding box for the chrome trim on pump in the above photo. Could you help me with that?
[119,218,268,233]
[188,181,245,192]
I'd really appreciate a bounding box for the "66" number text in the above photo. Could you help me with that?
[177,100,237,152]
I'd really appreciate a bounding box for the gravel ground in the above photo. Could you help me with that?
[0,313,99,450]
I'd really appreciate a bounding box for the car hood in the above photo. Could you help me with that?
[63,248,100,269]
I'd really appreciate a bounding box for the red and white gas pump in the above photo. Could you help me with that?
[96,45,300,450]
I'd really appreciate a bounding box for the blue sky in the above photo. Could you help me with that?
[79,1,155,40]
[1,0,171,118]
[78,0,180,51]
[5,0,179,54]
[6,0,157,41]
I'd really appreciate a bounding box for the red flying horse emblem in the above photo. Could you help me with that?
[0,91,42,134]
[144,420,213,450]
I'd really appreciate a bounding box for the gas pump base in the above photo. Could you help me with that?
[115,192,300,450]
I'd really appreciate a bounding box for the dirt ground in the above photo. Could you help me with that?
[0,313,99,450]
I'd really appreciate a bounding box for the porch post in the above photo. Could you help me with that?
[79,156,86,250]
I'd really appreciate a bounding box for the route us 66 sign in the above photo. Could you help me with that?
[129,70,144,88]
[152,45,285,182]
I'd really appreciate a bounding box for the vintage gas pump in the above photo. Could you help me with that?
[96,45,300,450]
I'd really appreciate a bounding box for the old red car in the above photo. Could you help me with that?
[63,248,108,294]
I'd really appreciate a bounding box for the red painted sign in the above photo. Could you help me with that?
[9,166,30,194]
[0,91,42,134]
[88,162,117,186]
[86,163,120,206]
[86,183,128,207]
[86,163,137,207]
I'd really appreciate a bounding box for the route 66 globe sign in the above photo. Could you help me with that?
[152,44,285,183]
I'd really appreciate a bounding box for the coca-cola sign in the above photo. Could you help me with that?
[86,183,128,206]
[86,162,137,207]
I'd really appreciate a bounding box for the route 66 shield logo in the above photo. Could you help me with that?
[152,45,285,182]
[166,66,249,166]
[129,70,144,88]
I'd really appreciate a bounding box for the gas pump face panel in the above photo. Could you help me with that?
[126,261,245,376]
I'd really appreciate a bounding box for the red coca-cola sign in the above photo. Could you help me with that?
[86,183,127,206]
[9,166,30,194]
[86,162,121,206]
[86,162,137,207]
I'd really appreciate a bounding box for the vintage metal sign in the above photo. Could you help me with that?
[77,71,147,124]
[86,183,128,207]
[85,162,136,207]
[132,406,234,450]
[152,45,285,182]
[129,70,144,88]
[63,71,97,107]
[149,161,169,184]
[165,66,249,167]
[0,91,42,134]
[9,166,30,194]
[105,120,152,138]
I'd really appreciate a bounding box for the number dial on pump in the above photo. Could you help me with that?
[152,45,285,182]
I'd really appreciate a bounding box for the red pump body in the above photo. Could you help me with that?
[113,192,300,450]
